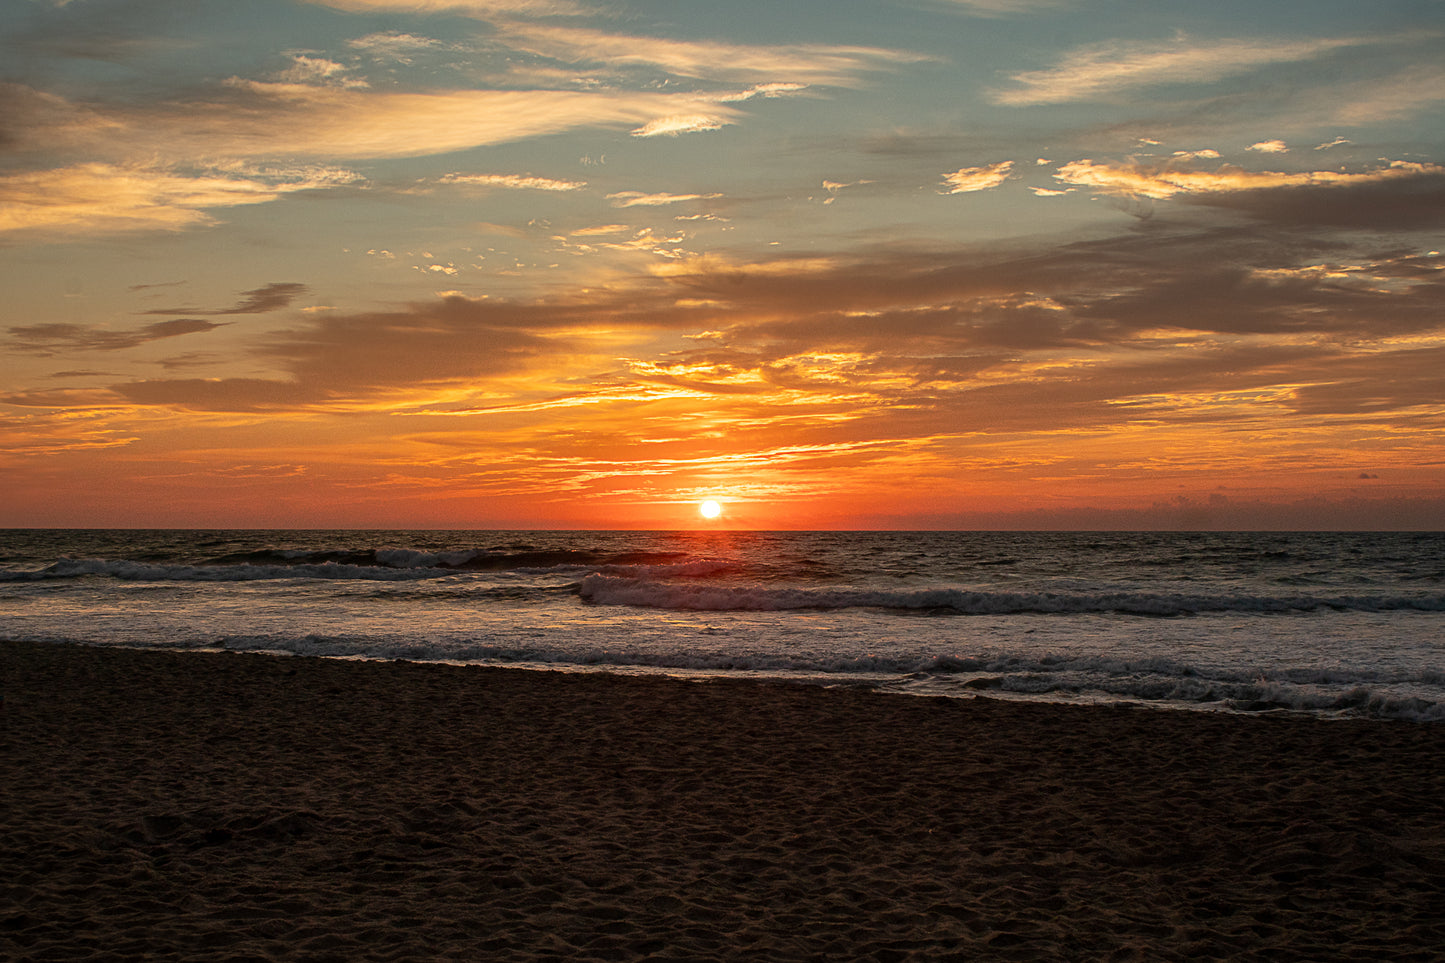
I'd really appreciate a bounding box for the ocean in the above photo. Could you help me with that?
[2,529,1442,721]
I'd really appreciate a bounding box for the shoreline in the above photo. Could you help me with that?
[4,638,1444,960]
[8,637,1436,724]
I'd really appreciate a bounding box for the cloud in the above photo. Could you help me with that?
[1325,63,1445,124]
[110,378,324,411]
[8,319,227,355]
[438,173,587,191]
[196,83,747,161]
[0,162,361,238]
[631,115,730,137]
[493,24,927,86]
[940,161,1014,194]
[0,81,759,170]
[146,283,311,317]
[821,179,872,205]
[1248,140,1289,153]
[15,220,1440,533]
[105,295,573,411]
[302,0,589,17]
[587,228,692,260]
[918,0,1071,14]
[273,54,369,89]
[717,83,812,102]
[1185,173,1445,229]
[607,191,723,208]
[991,34,1381,106]
[346,31,447,62]
[1054,158,1445,201]
[225,283,310,315]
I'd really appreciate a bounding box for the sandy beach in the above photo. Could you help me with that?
[3,639,1443,961]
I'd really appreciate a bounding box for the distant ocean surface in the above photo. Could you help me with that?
[3,530,1442,721]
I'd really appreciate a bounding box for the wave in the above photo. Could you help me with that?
[0,553,735,584]
[16,631,1435,722]
[578,574,1445,616]
[203,546,697,572]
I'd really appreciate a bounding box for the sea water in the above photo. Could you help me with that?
[2,530,1442,721]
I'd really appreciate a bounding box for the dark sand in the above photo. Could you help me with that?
[3,639,1444,961]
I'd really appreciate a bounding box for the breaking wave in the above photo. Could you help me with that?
[0,554,734,584]
[578,574,1445,617]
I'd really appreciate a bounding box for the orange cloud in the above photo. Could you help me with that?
[940,161,1014,194]
[200,83,741,160]
[2,81,751,168]
[437,173,588,191]
[608,191,724,208]
[6,210,1441,525]
[1054,158,1445,200]
[0,162,360,238]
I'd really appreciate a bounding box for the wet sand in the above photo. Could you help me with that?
[3,638,1444,961]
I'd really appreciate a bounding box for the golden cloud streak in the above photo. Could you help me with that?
[492,24,927,86]
[940,161,1015,194]
[992,34,1383,105]
[1054,158,1444,200]
[0,163,360,237]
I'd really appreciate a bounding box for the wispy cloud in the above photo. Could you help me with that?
[272,54,369,89]
[631,115,731,137]
[438,173,588,191]
[1054,157,1444,200]
[2,80,754,174]
[821,179,873,205]
[717,83,812,103]
[608,191,723,208]
[570,224,630,236]
[494,24,927,86]
[201,83,741,160]
[0,162,360,238]
[940,161,1014,193]
[991,34,1383,106]
[917,0,1071,14]
[8,319,227,355]
[303,0,590,18]
[346,31,447,62]
[146,283,310,317]
[1324,62,1445,124]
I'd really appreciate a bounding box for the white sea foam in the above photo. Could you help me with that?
[10,626,1438,721]
[4,529,1443,722]
[577,573,1445,616]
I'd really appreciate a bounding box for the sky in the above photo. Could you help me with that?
[2,0,1443,530]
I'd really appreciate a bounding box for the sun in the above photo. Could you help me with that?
[699,499,722,519]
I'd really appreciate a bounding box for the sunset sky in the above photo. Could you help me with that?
[3,0,1443,529]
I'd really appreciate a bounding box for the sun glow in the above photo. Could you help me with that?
[699,499,722,519]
